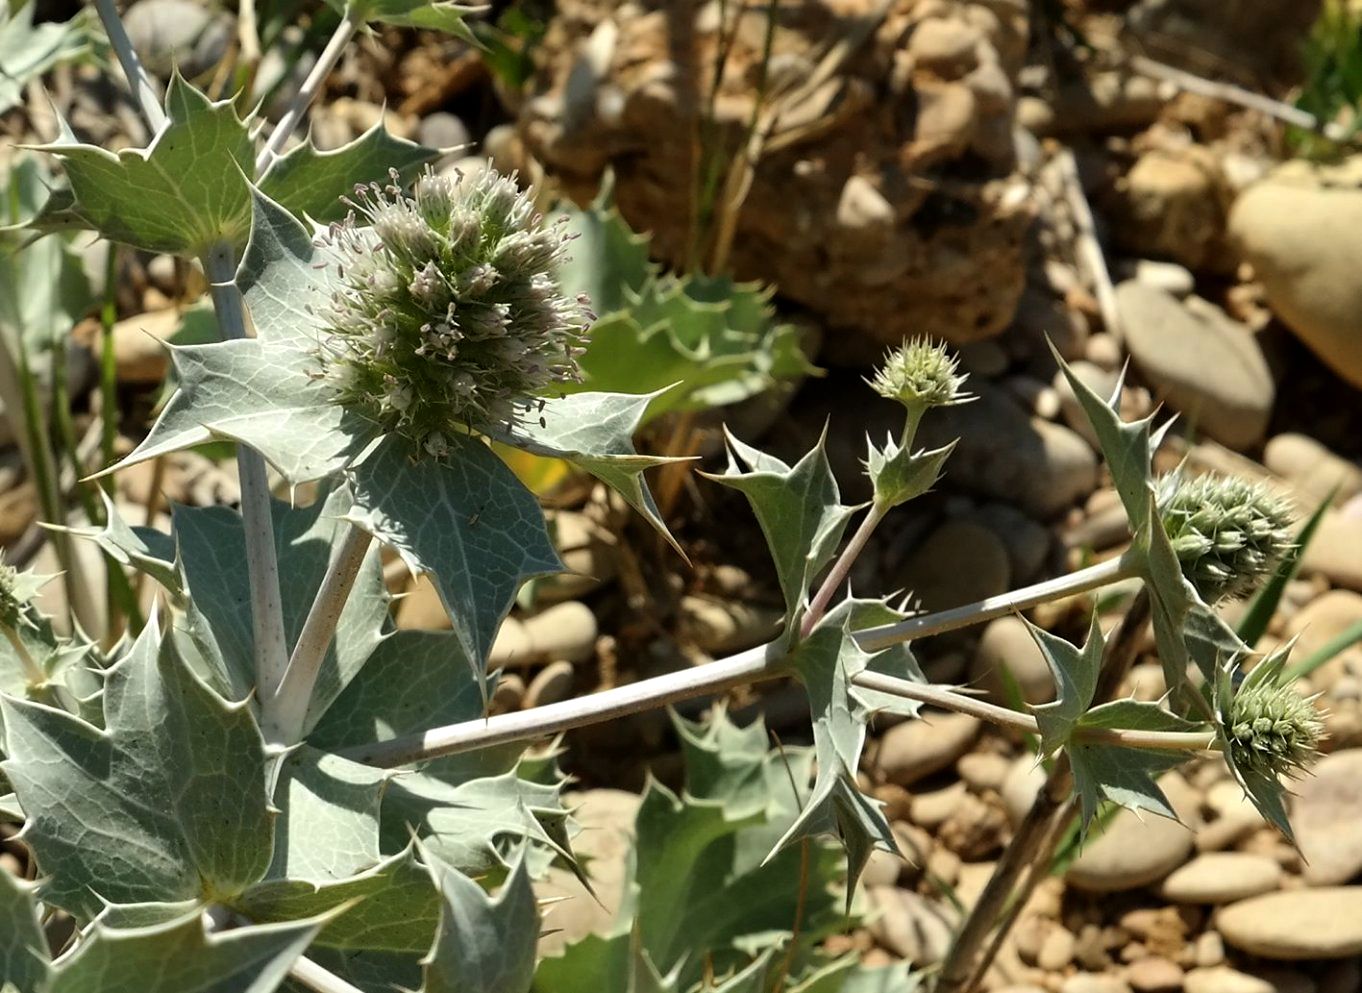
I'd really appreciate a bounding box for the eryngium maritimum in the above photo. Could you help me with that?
[1158,474,1295,602]
[1226,653,1324,780]
[869,337,971,410]
[318,167,589,456]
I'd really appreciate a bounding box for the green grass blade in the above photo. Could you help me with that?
[1237,489,1335,647]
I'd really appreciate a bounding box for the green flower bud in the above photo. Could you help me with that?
[869,337,970,410]
[0,557,43,632]
[1158,474,1294,602]
[317,167,590,455]
[1225,653,1324,781]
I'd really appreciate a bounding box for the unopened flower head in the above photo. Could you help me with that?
[0,557,38,631]
[317,167,589,455]
[869,337,970,410]
[1226,657,1324,780]
[1158,474,1294,602]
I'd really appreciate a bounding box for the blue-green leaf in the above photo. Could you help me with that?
[0,871,47,993]
[420,851,539,993]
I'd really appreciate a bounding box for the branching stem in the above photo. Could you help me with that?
[201,243,291,715]
[344,556,1138,767]
[255,11,360,175]
[265,524,374,742]
[92,0,168,134]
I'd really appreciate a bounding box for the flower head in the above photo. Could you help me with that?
[1224,652,1324,780]
[1158,473,1295,602]
[0,556,45,632]
[317,167,589,455]
[869,337,971,410]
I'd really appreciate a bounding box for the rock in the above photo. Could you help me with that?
[1284,591,1362,688]
[123,0,232,78]
[1115,150,1227,271]
[919,384,1098,518]
[1128,958,1185,993]
[1127,259,1196,298]
[867,887,957,965]
[1038,926,1077,971]
[522,601,597,664]
[908,17,982,79]
[538,509,617,603]
[489,617,531,664]
[525,660,575,709]
[970,616,1054,706]
[1217,888,1362,959]
[538,789,638,954]
[1062,975,1132,993]
[938,792,1008,859]
[877,711,981,787]
[1264,434,1362,507]
[490,673,524,714]
[1001,757,1046,826]
[1116,282,1274,450]
[1292,749,1362,885]
[1193,933,1225,969]
[1086,332,1124,371]
[419,112,471,153]
[1066,774,1197,892]
[958,751,1011,792]
[1186,968,1277,993]
[837,175,895,232]
[972,504,1051,583]
[1300,512,1362,592]
[1158,853,1282,903]
[1229,165,1362,389]
[899,520,1011,612]
[910,781,968,829]
[679,595,782,655]
[113,308,181,384]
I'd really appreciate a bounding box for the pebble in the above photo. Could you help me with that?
[1283,590,1362,693]
[958,751,1012,792]
[877,712,981,786]
[837,175,896,232]
[970,615,1055,705]
[1194,932,1225,969]
[1292,749,1362,885]
[418,112,471,154]
[1264,434,1362,507]
[898,519,1011,612]
[918,384,1099,519]
[1086,332,1124,371]
[1129,259,1196,298]
[113,308,181,384]
[522,601,597,664]
[1228,163,1362,389]
[1039,926,1077,971]
[1158,853,1282,903]
[972,503,1052,584]
[489,673,524,714]
[536,789,638,954]
[866,887,957,965]
[538,510,617,602]
[1116,282,1274,450]
[908,16,982,78]
[1217,888,1362,959]
[1301,512,1362,591]
[1001,756,1046,826]
[1128,957,1185,993]
[524,660,575,709]
[679,596,782,655]
[123,0,232,78]
[1066,774,1197,892]
[909,781,969,829]
[1186,968,1277,993]
[1062,975,1133,993]
[488,617,531,664]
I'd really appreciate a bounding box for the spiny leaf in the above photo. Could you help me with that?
[0,4,92,115]
[1027,615,1104,755]
[0,871,47,993]
[1067,699,1197,830]
[347,433,561,676]
[420,851,539,993]
[705,428,856,627]
[336,0,479,40]
[259,122,439,224]
[533,932,680,993]
[496,390,687,554]
[52,491,180,597]
[33,76,254,255]
[46,910,319,993]
[266,747,389,885]
[0,619,273,919]
[864,436,955,511]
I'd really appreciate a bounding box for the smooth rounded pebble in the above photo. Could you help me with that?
[1159,853,1282,903]
[1217,888,1362,960]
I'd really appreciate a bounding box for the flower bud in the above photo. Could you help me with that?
[868,337,970,410]
[1225,654,1324,780]
[1158,474,1294,602]
[318,167,589,452]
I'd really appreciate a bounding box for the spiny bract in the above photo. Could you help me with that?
[317,166,590,457]
[1159,473,1295,602]
[869,337,971,410]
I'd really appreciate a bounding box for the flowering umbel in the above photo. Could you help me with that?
[869,337,971,410]
[1158,474,1295,602]
[317,167,590,456]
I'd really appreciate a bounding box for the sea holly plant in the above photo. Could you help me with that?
[0,8,1327,993]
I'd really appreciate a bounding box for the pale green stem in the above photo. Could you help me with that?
[288,956,366,993]
[201,243,290,711]
[254,11,359,176]
[2,623,44,689]
[93,0,168,133]
[802,503,887,637]
[343,556,1138,768]
[264,525,373,742]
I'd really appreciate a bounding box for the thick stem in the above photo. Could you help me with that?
[93,0,168,133]
[343,557,1138,767]
[936,592,1154,993]
[288,956,366,993]
[802,504,886,637]
[254,13,359,175]
[201,244,291,710]
[264,524,373,742]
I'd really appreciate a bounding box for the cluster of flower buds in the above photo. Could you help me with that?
[1159,474,1295,602]
[317,167,590,456]
[1225,652,1325,781]
[869,337,972,411]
